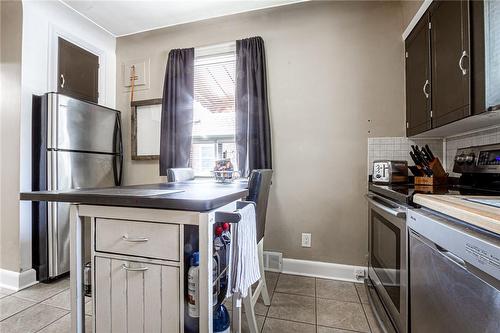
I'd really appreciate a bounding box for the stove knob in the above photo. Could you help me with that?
[465,153,475,164]
[455,154,466,164]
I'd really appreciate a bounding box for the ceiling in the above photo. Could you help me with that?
[61,0,306,37]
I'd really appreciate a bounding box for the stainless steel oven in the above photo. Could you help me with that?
[366,193,407,333]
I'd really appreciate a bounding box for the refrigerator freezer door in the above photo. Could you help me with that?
[47,151,116,277]
[47,93,119,153]
[54,151,116,190]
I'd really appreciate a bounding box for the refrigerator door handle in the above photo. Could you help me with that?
[113,114,123,186]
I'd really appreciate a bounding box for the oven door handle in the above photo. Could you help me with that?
[366,194,406,218]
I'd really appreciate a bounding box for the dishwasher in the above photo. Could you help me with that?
[407,209,500,333]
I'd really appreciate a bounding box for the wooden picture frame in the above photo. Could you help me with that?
[131,98,162,160]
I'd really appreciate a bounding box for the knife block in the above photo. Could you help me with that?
[414,158,448,186]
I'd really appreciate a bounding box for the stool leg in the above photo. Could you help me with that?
[258,239,271,306]
[231,293,241,333]
[243,287,259,333]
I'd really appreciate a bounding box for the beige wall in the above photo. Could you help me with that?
[401,0,424,31]
[0,0,23,272]
[116,1,405,265]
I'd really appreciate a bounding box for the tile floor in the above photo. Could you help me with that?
[0,272,381,333]
[227,272,380,333]
[0,277,92,333]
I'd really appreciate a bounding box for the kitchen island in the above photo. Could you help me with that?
[21,181,248,333]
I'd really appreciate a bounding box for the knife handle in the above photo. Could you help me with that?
[425,144,435,160]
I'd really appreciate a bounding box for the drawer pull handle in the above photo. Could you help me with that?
[121,235,149,243]
[122,264,148,272]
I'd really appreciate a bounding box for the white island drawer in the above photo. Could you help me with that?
[95,218,180,261]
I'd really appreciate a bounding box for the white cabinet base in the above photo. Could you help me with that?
[94,257,180,333]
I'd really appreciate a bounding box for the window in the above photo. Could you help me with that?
[191,46,237,176]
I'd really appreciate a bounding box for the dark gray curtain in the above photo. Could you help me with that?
[159,48,194,176]
[235,36,272,178]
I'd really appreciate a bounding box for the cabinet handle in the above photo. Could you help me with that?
[122,264,148,272]
[422,79,430,99]
[458,51,468,75]
[60,74,65,88]
[121,235,149,242]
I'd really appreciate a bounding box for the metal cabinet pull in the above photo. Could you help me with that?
[458,51,468,75]
[422,79,430,99]
[60,74,65,88]
[121,235,149,242]
[122,264,148,272]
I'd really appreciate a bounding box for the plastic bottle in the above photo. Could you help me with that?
[189,251,219,318]
[213,254,219,305]
[213,303,230,333]
[188,252,200,318]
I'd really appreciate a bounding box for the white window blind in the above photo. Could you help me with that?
[191,47,237,176]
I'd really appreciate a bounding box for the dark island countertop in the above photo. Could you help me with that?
[20,180,248,212]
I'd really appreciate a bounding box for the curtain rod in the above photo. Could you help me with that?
[195,40,236,59]
[193,36,260,51]
[195,40,236,51]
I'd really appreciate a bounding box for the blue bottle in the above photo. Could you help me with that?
[213,303,230,333]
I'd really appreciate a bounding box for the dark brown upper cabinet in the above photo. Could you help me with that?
[58,37,99,103]
[470,0,500,115]
[405,14,432,136]
[430,0,470,127]
[405,0,500,137]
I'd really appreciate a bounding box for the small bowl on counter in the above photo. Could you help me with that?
[212,170,237,183]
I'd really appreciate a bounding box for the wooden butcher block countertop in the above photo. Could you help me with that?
[413,194,500,235]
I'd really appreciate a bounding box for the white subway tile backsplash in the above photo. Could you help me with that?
[367,127,500,176]
[367,137,443,175]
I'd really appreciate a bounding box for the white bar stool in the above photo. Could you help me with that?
[231,169,273,333]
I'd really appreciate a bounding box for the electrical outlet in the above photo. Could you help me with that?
[301,233,311,247]
[355,268,366,280]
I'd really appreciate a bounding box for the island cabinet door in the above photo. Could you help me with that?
[95,257,180,333]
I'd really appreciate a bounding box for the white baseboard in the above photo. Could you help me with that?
[281,258,366,283]
[0,268,38,291]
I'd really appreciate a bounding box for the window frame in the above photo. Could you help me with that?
[130,98,162,160]
[128,42,237,173]
[191,42,237,177]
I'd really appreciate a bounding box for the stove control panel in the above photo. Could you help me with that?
[478,150,500,165]
[453,143,500,174]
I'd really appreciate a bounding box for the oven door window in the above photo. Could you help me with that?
[371,211,401,311]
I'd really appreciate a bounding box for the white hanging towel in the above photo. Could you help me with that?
[226,203,261,307]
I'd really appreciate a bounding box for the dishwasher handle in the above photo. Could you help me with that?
[366,194,406,218]
[435,244,467,268]
[410,229,466,269]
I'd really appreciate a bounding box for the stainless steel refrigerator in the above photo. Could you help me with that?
[32,92,122,281]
